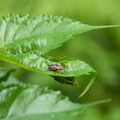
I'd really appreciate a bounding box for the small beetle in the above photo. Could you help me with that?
[48,64,63,72]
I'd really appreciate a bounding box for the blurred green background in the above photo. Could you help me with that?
[0,0,120,120]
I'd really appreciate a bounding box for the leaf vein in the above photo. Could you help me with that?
[12,16,30,41]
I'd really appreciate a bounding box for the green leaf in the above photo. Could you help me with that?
[0,69,19,85]
[0,83,111,120]
[0,69,16,83]
[0,14,118,88]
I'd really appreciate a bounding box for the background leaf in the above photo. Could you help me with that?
[0,83,110,120]
[0,69,16,83]
[0,69,19,85]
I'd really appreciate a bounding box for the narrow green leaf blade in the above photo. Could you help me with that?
[0,69,16,83]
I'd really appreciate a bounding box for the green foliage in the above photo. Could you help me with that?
[0,69,16,82]
[0,82,111,120]
[0,67,4,69]
[0,14,117,87]
[0,69,19,85]
[0,1,119,120]
[0,14,118,120]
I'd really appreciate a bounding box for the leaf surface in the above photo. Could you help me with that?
[0,14,118,87]
[0,83,111,120]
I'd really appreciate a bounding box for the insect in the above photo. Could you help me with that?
[48,64,63,72]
